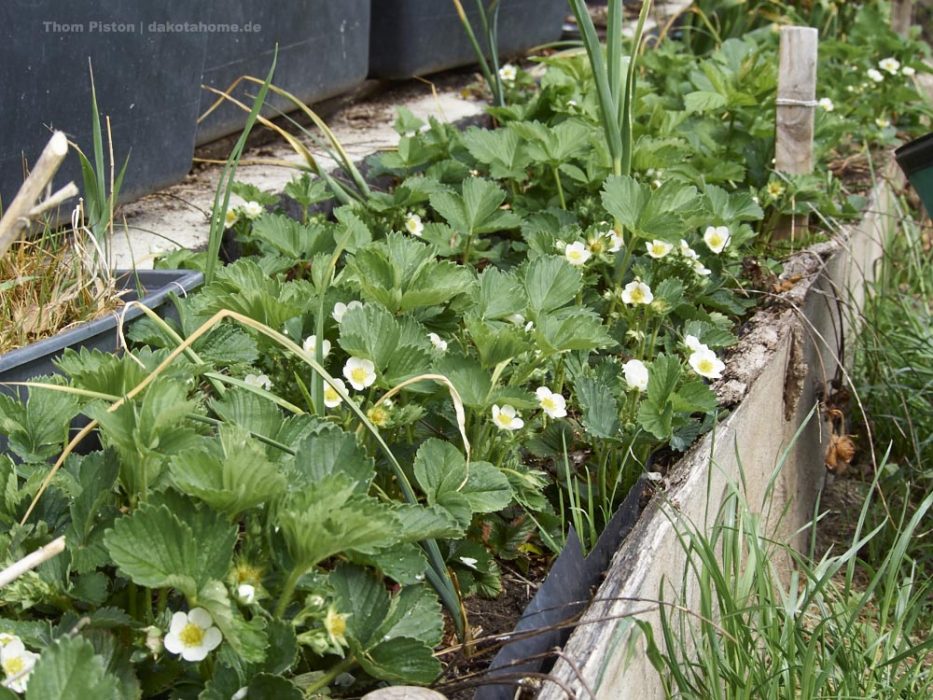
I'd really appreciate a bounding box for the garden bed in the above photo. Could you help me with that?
[0,2,930,699]
[537,168,900,698]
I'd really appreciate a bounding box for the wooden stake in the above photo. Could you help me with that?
[0,131,76,259]
[891,0,913,36]
[0,536,66,588]
[774,26,818,241]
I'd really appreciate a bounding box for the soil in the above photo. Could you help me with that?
[813,470,873,569]
[433,558,552,699]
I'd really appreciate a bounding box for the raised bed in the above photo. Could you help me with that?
[368,0,567,80]
[0,1,207,205]
[534,171,898,699]
[196,0,370,145]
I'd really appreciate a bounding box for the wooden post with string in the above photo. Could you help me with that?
[0,131,79,259]
[774,26,818,241]
[891,0,913,36]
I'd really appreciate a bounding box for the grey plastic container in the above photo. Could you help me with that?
[0,0,208,207]
[0,269,202,386]
[196,0,370,145]
[0,269,202,455]
[368,0,567,80]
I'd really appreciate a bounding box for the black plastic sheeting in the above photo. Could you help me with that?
[474,477,647,699]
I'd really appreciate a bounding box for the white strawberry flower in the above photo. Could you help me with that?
[332,300,363,323]
[622,359,649,392]
[1,638,38,693]
[491,404,524,431]
[404,212,424,237]
[879,57,900,74]
[240,200,264,220]
[875,116,891,129]
[428,332,448,352]
[684,334,708,353]
[164,608,222,662]
[244,373,272,391]
[506,313,526,327]
[224,208,240,228]
[302,335,331,358]
[867,67,884,83]
[703,225,731,254]
[564,241,592,266]
[818,97,834,112]
[646,239,673,259]
[535,386,567,419]
[144,626,163,657]
[679,239,700,260]
[689,348,725,379]
[620,280,653,305]
[235,583,256,605]
[324,378,347,408]
[902,65,916,77]
[606,231,624,253]
[693,261,712,277]
[498,63,518,82]
[343,357,377,391]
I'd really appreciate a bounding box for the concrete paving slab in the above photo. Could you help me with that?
[108,83,484,270]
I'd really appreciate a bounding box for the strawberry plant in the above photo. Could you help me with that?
[1,1,930,696]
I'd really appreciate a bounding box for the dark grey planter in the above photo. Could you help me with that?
[368,0,567,80]
[0,269,202,457]
[0,1,209,207]
[895,131,933,217]
[196,0,370,145]
[0,269,202,387]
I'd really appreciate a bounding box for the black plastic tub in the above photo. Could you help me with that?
[368,0,567,80]
[895,131,933,216]
[196,0,370,145]
[0,269,202,455]
[0,1,209,207]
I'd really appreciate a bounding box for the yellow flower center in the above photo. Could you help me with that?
[3,657,24,677]
[697,358,715,374]
[496,413,512,427]
[235,563,262,585]
[325,611,347,640]
[351,367,368,384]
[541,397,556,411]
[768,182,785,197]
[568,250,583,262]
[324,386,339,402]
[709,234,723,247]
[630,288,645,303]
[367,406,389,427]
[179,623,205,648]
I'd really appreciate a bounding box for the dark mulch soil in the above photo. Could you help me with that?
[434,557,552,699]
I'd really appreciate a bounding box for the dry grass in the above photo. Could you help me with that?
[0,215,124,355]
